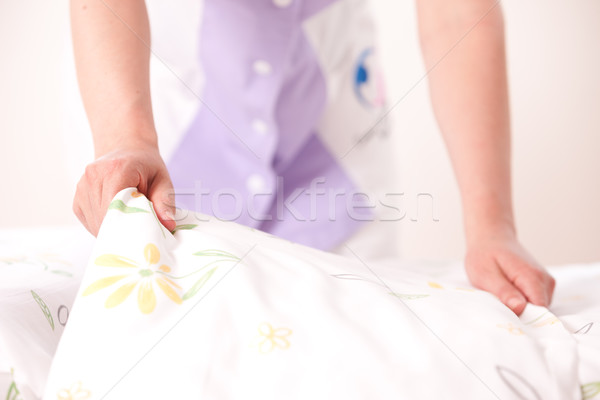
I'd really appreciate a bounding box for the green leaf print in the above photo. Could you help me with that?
[182,268,217,301]
[108,199,149,214]
[193,249,240,261]
[524,311,549,325]
[31,290,54,331]
[147,200,166,238]
[583,382,600,399]
[171,224,198,233]
[50,270,73,277]
[6,380,20,400]
[389,292,429,300]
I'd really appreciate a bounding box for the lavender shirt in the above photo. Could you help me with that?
[167,0,376,250]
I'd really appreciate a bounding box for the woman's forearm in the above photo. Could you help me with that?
[416,0,514,244]
[70,0,157,157]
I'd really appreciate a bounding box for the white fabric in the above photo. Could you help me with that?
[0,227,94,400]
[1,188,599,399]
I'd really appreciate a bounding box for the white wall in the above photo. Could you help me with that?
[0,0,598,264]
[372,0,600,264]
[0,0,75,226]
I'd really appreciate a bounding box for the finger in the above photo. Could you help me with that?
[147,172,176,232]
[81,162,107,236]
[100,165,141,224]
[512,270,552,307]
[501,253,550,307]
[78,175,102,236]
[90,171,107,235]
[490,277,528,316]
[73,179,93,235]
[471,260,528,315]
[546,274,556,305]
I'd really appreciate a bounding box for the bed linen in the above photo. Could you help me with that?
[1,188,599,399]
[0,227,94,400]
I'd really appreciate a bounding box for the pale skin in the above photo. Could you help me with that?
[71,0,555,315]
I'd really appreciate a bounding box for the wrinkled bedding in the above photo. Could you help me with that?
[1,188,599,399]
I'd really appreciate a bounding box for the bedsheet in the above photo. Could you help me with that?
[1,188,599,399]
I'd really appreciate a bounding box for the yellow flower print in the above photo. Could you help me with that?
[533,317,559,328]
[497,323,525,336]
[57,381,91,400]
[454,287,476,292]
[0,255,26,264]
[82,243,182,314]
[257,322,292,354]
[428,281,444,289]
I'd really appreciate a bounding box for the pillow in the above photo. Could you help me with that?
[0,227,93,400]
[40,188,586,399]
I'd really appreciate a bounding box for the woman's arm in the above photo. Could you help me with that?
[416,0,555,314]
[71,0,175,235]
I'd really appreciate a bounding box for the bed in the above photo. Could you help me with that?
[1,188,599,400]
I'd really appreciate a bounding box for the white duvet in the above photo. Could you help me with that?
[1,188,599,399]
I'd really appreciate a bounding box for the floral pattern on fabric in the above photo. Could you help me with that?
[57,381,91,400]
[257,322,292,354]
[82,242,241,314]
[82,243,182,314]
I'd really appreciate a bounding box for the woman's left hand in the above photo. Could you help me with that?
[465,234,556,316]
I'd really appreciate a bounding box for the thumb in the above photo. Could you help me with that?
[148,174,176,232]
[490,276,528,316]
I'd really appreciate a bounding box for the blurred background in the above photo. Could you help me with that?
[0,0,598,265]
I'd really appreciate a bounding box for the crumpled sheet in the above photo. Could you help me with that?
[1,188,599,399]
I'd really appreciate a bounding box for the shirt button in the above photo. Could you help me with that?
[273,0,292,7]
[251,119,268,135]
[246,174,267,193]
[253,60,273,76]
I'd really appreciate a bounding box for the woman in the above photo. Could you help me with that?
[70,0,555,315]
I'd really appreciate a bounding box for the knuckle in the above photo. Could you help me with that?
[72,203,85,225]
[75,178,86,194]
[526,268,545,282]
[85,158,132,180]
[83,163,97,179]
[72,203,82,218]
[72,194,80,211]
[529,291,547,306]
[159,191,176,207]
[497,287,518,303]
[84,165,100,181]
[73,181,87,209]
[467,272,484,288]
[104,158,126,173]
[516,278,546,304]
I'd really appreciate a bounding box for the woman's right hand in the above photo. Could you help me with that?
[70,0,171,236]
[73,142,176,236]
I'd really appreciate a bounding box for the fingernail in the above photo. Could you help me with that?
[164,210,174,220]
[508,297,524,310]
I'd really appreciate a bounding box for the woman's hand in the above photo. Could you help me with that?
[416,0,554,315]
[465,230,555,315]
[70,0,172,235]
[73,142,176,236]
